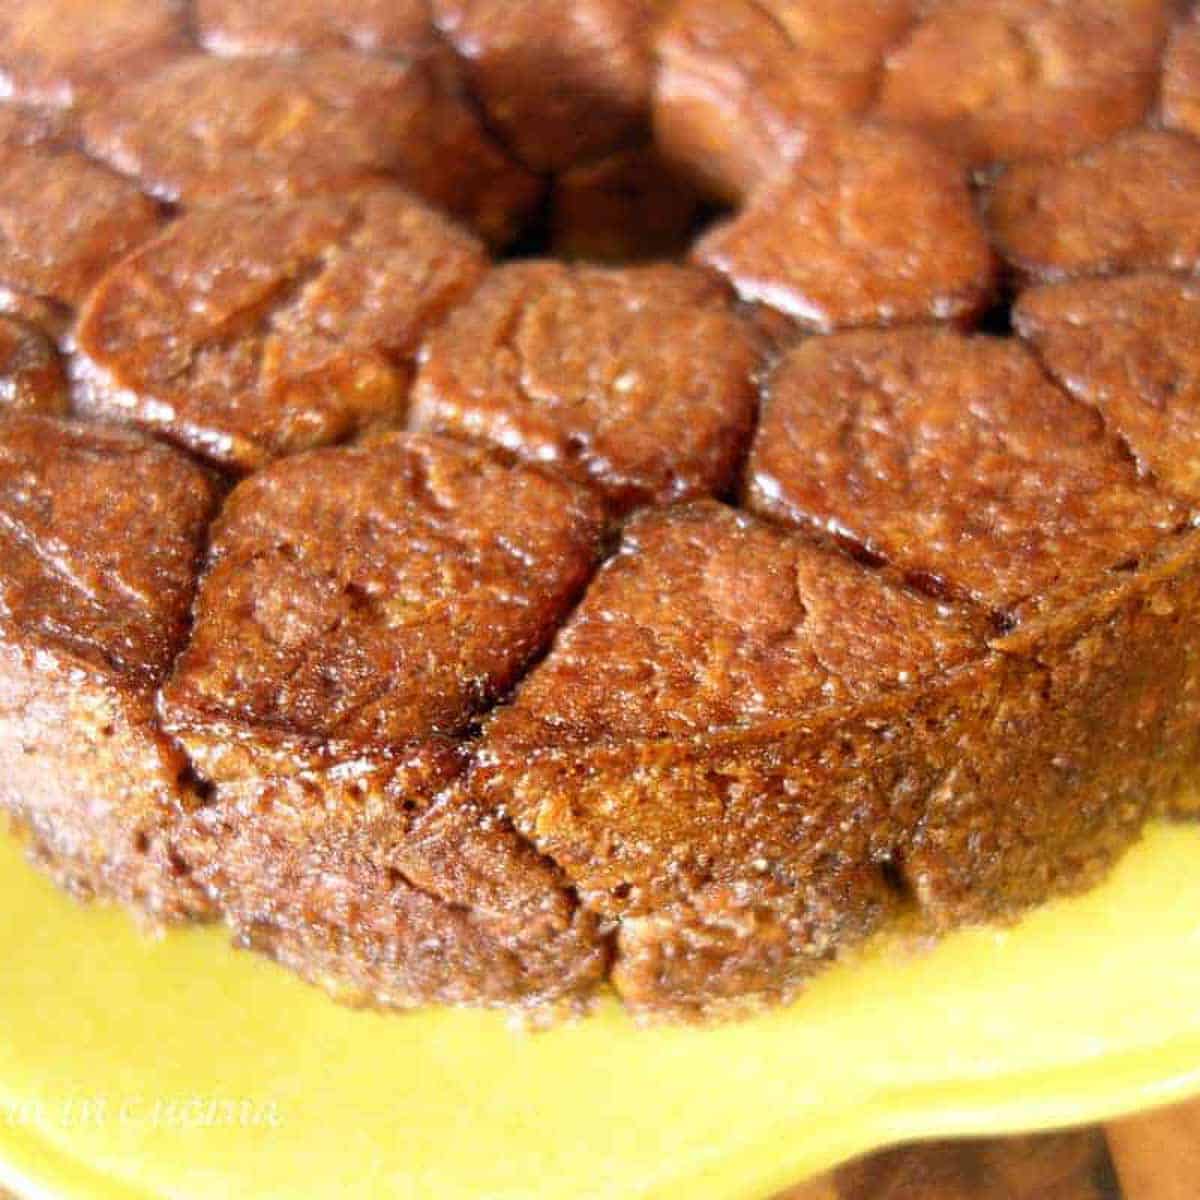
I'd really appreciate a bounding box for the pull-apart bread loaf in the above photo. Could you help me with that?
[2,0,1200,1024]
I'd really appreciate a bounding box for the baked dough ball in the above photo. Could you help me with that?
[0,414,219,918]
[693,123,994,333]
[161,433,607,1015]
[878,0,1169,169]
[80,51,540,245]
[744,328,1184,620]
[411,262,762,513]
[0,0,184,110]
[984,129,1200,282]
[655,0,915,200]
[76,189,487,472]
[1016,273,1200,498]
[433,0,660,171]
[0,139,161,313]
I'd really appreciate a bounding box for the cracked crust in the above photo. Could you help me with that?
[0,0,186,110]
[80,50,540,244]
[164,433,604,763]
[0,316,68,413]
[744,329,1185,622]
[478,498,1200,1019]
[0,414,220,919]
[0,139,161,313]
[877,0,1169,170]
[433,0,661,172]
[483,502,982,750]
[75,189,487,472]
[1016,273,1200,500]
[476,502,983,1016]
[984,129,1200,283]
[654,0,916,201]
[196,0,434,57]
[161,432,607,1012]
[693,122,994,333]
[175,781,607,1018]
[411,262,763,514]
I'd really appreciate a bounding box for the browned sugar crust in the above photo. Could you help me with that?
[196,0,434,57]
[0,102,77,149]
[0,0,186,111]
[1015,273,1200,500]
[411,262,763,514]
[0,138,161,313]
[1163,13,1200,138]
[477,498,1200,1019]
[483,502,982,750]
[654,0,916,202]
[74,190,487,473]
[744,328,1185,621]
[161,434,607,1015]
[79,51,540,245]
[476,501,983,1016]
[0,316,68,413]
[433,0,660,172]
[0,414,219,919]
[877,0,1170,170]
[164,433,604,764]
[175,780,608,1018]
[984,129,1200,283]
[693,122,994,333]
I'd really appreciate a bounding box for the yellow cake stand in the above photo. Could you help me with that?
[2,822,1199,1200]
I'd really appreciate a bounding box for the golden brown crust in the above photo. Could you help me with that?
[75,190,487,472]
[0,0,186,111]
[1161,12,1200,138]
[1,1,1197,1025]
[654,0,916,201]
[79,50,539,244]
[172,756,609,1017]
[0,140,161,311]
[612,867,895,1021]
[0,414,220,918]
[744,329,1184,620]
[877,0,1169,170]
[164,433,604,760]
[478,505,1200,1017]
[1015,273,1200,499]
[0,316,68,413]
[411,262,763,514]
[433,0,659,172]
[196,0,434,57]
[161,433,608,1012]
[484,502,981,750]
[984,129,1200,283]
[693,123,994,333]
[477,504,983,953]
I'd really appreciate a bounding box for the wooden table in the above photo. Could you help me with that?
[779,1097,1200,1199]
